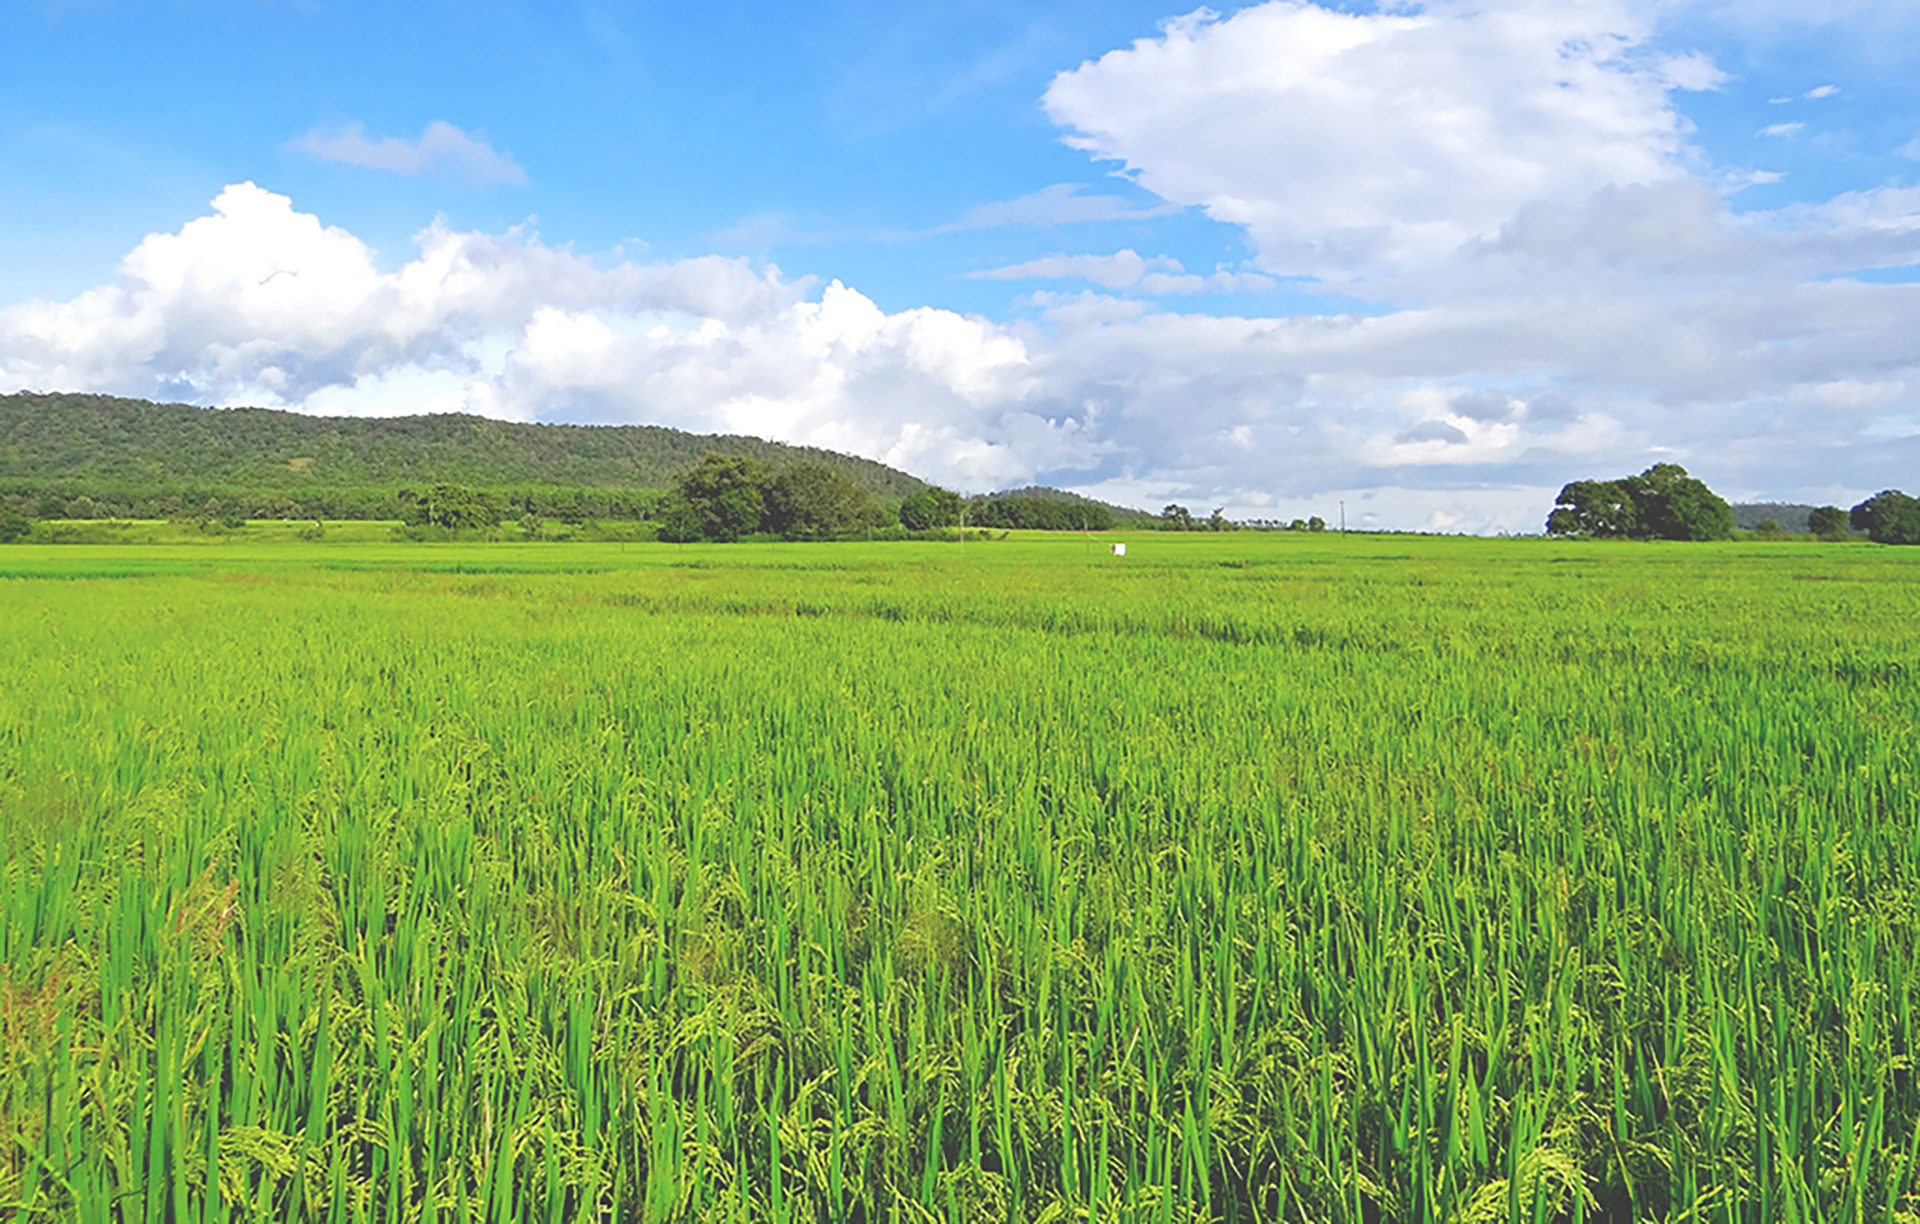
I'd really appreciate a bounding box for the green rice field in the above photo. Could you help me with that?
[2,533,1917,1222]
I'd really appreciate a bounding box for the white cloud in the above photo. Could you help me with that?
[9,178,1915,527]
[934,183,1181,232]
[970,250,1178,288]
[973,251,1276,295]
[1760,122,1805,137]
[0,184,1061,491]
[1658,52,1729,91]
[289,120,527,187]
[1138,270,1277,295]
[1021,291,1153,327]
[1044,0,1696,278]
[1804,84,1840,98]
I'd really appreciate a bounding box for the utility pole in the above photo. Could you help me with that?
[1340,501,1346,533]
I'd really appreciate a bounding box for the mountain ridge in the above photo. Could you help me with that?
[0,392,928,500]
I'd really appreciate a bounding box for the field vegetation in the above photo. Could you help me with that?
[1,533,1917,1222]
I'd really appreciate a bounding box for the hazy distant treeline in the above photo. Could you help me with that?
[0,483,661,524]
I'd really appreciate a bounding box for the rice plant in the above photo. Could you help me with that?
[1,533,1916,1222]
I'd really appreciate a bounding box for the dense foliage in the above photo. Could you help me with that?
[1808,504,1851,539]
[1159,504,1255,532]
[898,487,964,531]
[654,455,893,542]
[656,454,775,543]
[0,484,660,526]
[1851,489,1920,545]
[969,487,1155,527]
[1546,463,1735,540]
[764,465,891,541]
[965,495,1115,531]
[0,391,926,514]
[2,536,1917,1222]
[398,484,503,530]
[649,455,1123,541]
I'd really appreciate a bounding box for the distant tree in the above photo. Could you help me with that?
[1850,490,1920,545]
[1634,463,1734,541]
[1752,519,1785,540]
[1307,516,1327,532]
[1808,505,1850,540]
[0,510,30,543]
[1207,508,1231,532]
[899,486,964,531]
[1161,504,1195,531]
[765,464,885,540]
[400,484,500,530]
[1546,479,1638,538]
[651,496,702,543]
[660,453,771,542]
[1547,464,1732,540]
[201,497,248,530]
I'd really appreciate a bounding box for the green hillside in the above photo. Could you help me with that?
[0,392,927,504]
[971,483,1159,524]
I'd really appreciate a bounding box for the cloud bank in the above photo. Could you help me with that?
[4,2,1920,532]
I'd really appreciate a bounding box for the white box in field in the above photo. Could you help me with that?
[1111,543,1126,556]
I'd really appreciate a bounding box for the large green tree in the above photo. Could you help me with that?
[764,464,886,540]
[1808,505,1850,540]
[1850,490,1920,545]
[1546,464,1732,540]
[1546,480,1638,538]
[898,486,964,531]
[399,484,501,530]
[657,453,771,542]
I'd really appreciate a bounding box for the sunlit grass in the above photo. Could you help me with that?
[2,533,1916,1221]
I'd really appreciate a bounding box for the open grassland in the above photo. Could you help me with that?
[2,534,1917,1223]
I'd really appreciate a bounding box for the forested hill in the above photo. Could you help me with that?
[0,392,927,499]
[973,485,1160,525]
[1730,503,1819,533]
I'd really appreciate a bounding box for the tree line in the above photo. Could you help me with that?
[1547,464,1920,544]
[0,483,658,527]
[647,454,1122,541]
[0,458,1148,543]
[1158,504,1328,532]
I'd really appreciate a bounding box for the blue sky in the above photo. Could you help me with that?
[3,0,1918,530]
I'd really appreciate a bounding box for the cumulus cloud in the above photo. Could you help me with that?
[1044,0,1695,278]
[0,183,1065,491]
[289,120,528,187]
[0,183,784,406]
